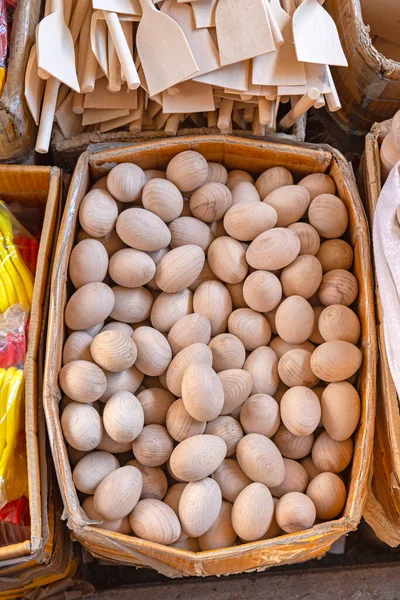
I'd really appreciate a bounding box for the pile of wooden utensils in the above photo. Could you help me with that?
[26,0,348,154]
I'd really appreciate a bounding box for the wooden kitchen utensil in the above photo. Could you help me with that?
[107,32,121,92]
[163,80,215,112]
[91,11,109,78]
[92,0,142,16]
[278,87,319,129]
[104,11,140,90]
[55,91,83,138]
[195,61,250,91]
[84,77,138,109]
[36,78,61,153]
[191,0,218,28]
[82,108,130,126]
[25,44,45,125]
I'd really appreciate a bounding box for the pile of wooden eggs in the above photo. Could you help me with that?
[59,150,362,549]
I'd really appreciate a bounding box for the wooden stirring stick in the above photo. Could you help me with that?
[104,11,140,90]
[278,87,319,130]
[107,31,122,92]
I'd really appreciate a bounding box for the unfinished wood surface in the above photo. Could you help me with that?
[107,31,122,92]
[192,0,218,27]
[195,61,250,91]
[279,87,319,130]
[277,63,330,95]
[163,80,215,112]
[82,108,129,125]
[70,0,91,43]
[100,109,141,131]
[361,0,400,46]
[55,91,84,138]
[84,78,138,109]
[104,11,140,90]
[36,78,61,153]
[25,44,45,126]
[76,5,92,85]
[92,0,142,16]
[91,10,109,77]
[264,0,284,47]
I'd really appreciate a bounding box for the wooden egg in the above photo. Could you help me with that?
[318,305,361,344]
[232,482,274,541]
[308,194,348,238]
[166,151,209,192]
[255,166,293,199]
[130,498,181,544]
[269,337,315,360]
[73,451,119,494]
[90,330,137,372]
[205,416,243,456]
[189,259,218,291]
[275,296,314,344]
[300,456,321,481]
[246,228,301,270]
[155,245,205,293]
[209,333,246,372]
[90,176,108,191]
[280,255,323,299]
[226,281,247,309]
[127,460,168,500]
[116,208,171,251]
[137,388,175,425]
[109,249,156,288]
[240,393,280,437]
[171,537,200,550]
[100,366,144,402]
[93,465,142,520]
[312,431,353,473]
[167,313,211,356]
[96,430,132,454]
[103,391,144,443]
[144,169,166,183]
[212,459,252,503]
[107,163,146,202]
[207,237,248,284]
[275,492,316,533]
[146,247,170,291]
[166,398,206,442]
[110,286,153,323]
[79,189,118,237]
[166,342,212,397]
[309,306,325,344]
[82,496,132,534]
[131,424,174,467]
[243,270,282,312]
[102,322,134,336]
[63,332,93,365]
[270,458,309,498]
[223,201,277,241]
[298,173,336,200]
[310,340,362,382]
[318,269,358,307]
[198,500,236,550]
[287,223,320,256]
[278,350,319,388]
[264,185,310,227]
[380,132,400,178]
[61,402,103,451]
[170,434,227,481]
[218,369,253,415]
[236,433,285,487]
[189,182,232,222]
[321,382,361,441]
[226,169,254,190]
[69,239,108,289]
[164,482,187,514]
[193,280,232,336]
[274,380,289,403]
[169,216,215,251]
[280,386,321,436]
[59,360,106,403]
[205,162,228,185]
[179,477,222,537]
[273,424,314,459]
[231,181,260,205]
[84,322,105,338]
[65,282,115,331]
[306,472,346,520]
[182,362,224,421]
[243,346,279,396]
[210,219,227,238]
[316,239,354,273]
[151,288,193,332]
[76,228,126,257]
[131,326,172,376]
[228,308,271,351]
[142,178,183,223]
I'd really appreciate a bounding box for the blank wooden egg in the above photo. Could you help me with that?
[146,247,170,291]
[65,282,115,331]
[208,237,248,284]
[275,296,314,344]
[163,482,187,514]
[127,460,168,500]
[232,482,274,541]
[110,286,153,323]
[182,362,224,421]
[287,223,320,256]
[280,386,321,436]
[309,306,325,344]
[212,459,252,503]
[142,178,183,222]
[109,248,156,288]
[226,169,254,190]
[228,308,272,351]
[312,431,353,473]
[69,239,109,289]
[223,201,277,241]
[107,163,146,202]
[205,162,228,185]
[167,313,211,356]
[131,326,172,376]
[209,219,227,238]
[298,173,336,200]
[85,322,105,337]
[273,424,314,459]
[321,382,361,441]
[144,169,166,183]
[166,342,212,397]
[236,433,285,487]
[155,245,205,293]
[179,477,222,537]
[198,500,236,550]
[209,333,246,372]
[103,391,144,443]
[231,182,260,206]
[240,393,280,437]
[59,360,106,403]
[130,498,181,544]
[79,189,118,237]
[63,331,93,365]
[306,472,346,519]
[278,350,319,388]
[318,269,358,307]
[218,369,253,415]
[310,340,362,382]
[264,185,310,227]
[308,194,348,238]
[269,458,309,498]
[274,380,289,403]
[116,208,171,251]
[316,240,354,275]
[90,330,137,372]
[90,176,108,191]
[82,496,132,534]
[169,216,215,251]
[318,305,361,344]
[102,322,134,336]
[151,288,193,333]
[73,451,119,494]
[170,434,227,481]
[243,270,282,312]
[131,424,174,467]
[275,492,316,533]
[189,259,218,291]
[190,182,232,222]
[166,398,206,442]
[205,416,243,457]
[96,430,132,454]
[137,388,175,425]
[269,337,315,360]
[193,280,232,336]
[243,346,279,396]
[280,255,323,299]
[300,456,321,481]
[171,537,200,550]
[255,166,293,198]
[246,228,300,270]
[78,228,127,258]
[93,465,142,520]
[61,402,103,451]
[166,151,209,192]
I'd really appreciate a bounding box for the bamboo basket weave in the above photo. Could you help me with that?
[44,136,376,576]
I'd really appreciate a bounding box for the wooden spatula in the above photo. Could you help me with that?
[136,0,199,96]
[25,44,45,125]
[92,0,142,16]
[103,11,140,89]
[191,0,218,28]
[292,0,347,66]
[195,61,250,91]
